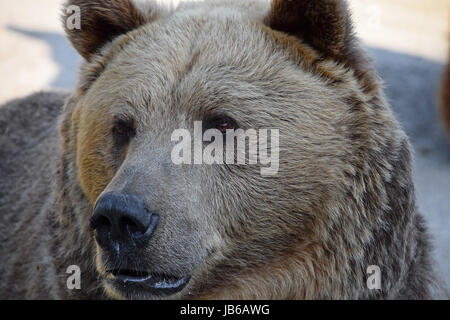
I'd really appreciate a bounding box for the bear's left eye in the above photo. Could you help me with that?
[203,116,238,134]
[112,119,135,144]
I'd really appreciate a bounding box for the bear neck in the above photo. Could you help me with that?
[49,132,105,299]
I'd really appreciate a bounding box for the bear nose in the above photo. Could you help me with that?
[90,193,159,249]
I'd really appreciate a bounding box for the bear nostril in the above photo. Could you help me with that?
[120,216,142,235]
[90,214,111,232]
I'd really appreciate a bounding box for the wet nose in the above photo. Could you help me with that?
[90,193,159,249]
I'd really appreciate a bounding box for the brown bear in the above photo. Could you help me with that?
[0,0,447,299]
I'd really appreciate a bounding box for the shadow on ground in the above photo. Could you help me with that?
[369,47,450,156]
[7,25,82,90]
[6,24,450,292]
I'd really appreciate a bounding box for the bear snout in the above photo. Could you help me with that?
[90,193,160,251]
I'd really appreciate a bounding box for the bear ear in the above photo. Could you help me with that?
[267,0,354,63]
[62,0,158,60]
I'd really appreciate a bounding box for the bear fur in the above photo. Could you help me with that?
[0,0,448,299]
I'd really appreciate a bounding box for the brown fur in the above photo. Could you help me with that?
[63,0,154,60]
[267,0,379,96]
[0,0,447,299]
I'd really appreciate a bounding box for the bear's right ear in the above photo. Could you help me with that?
[267,0,354,64]
[62,0,158,60]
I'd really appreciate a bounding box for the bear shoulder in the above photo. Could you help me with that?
[0,90,69,154]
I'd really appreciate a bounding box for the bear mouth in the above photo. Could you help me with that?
[107,269,190,296]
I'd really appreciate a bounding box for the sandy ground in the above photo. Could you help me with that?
[0,1,449,294]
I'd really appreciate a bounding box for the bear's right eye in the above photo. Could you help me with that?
[112,119,135,145]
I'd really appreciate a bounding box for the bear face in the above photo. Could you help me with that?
[60,0,408,299]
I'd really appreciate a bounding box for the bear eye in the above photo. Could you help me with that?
[112,119,135,144]
[203,116,238,134]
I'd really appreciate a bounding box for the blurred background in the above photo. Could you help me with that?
[0,0,449,292]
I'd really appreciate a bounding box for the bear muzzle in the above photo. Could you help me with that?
[90,192,159,249]
[90,192,191,296]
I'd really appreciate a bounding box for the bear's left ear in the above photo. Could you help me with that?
[267,0,354,64]
[62,0,160,60]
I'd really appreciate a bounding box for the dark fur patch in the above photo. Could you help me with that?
[266,0,381,96]
[62,0,155,60]
[268,0,353,60]
[260,25,345,85]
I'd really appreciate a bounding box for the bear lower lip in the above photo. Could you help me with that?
[108,269,190,295]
